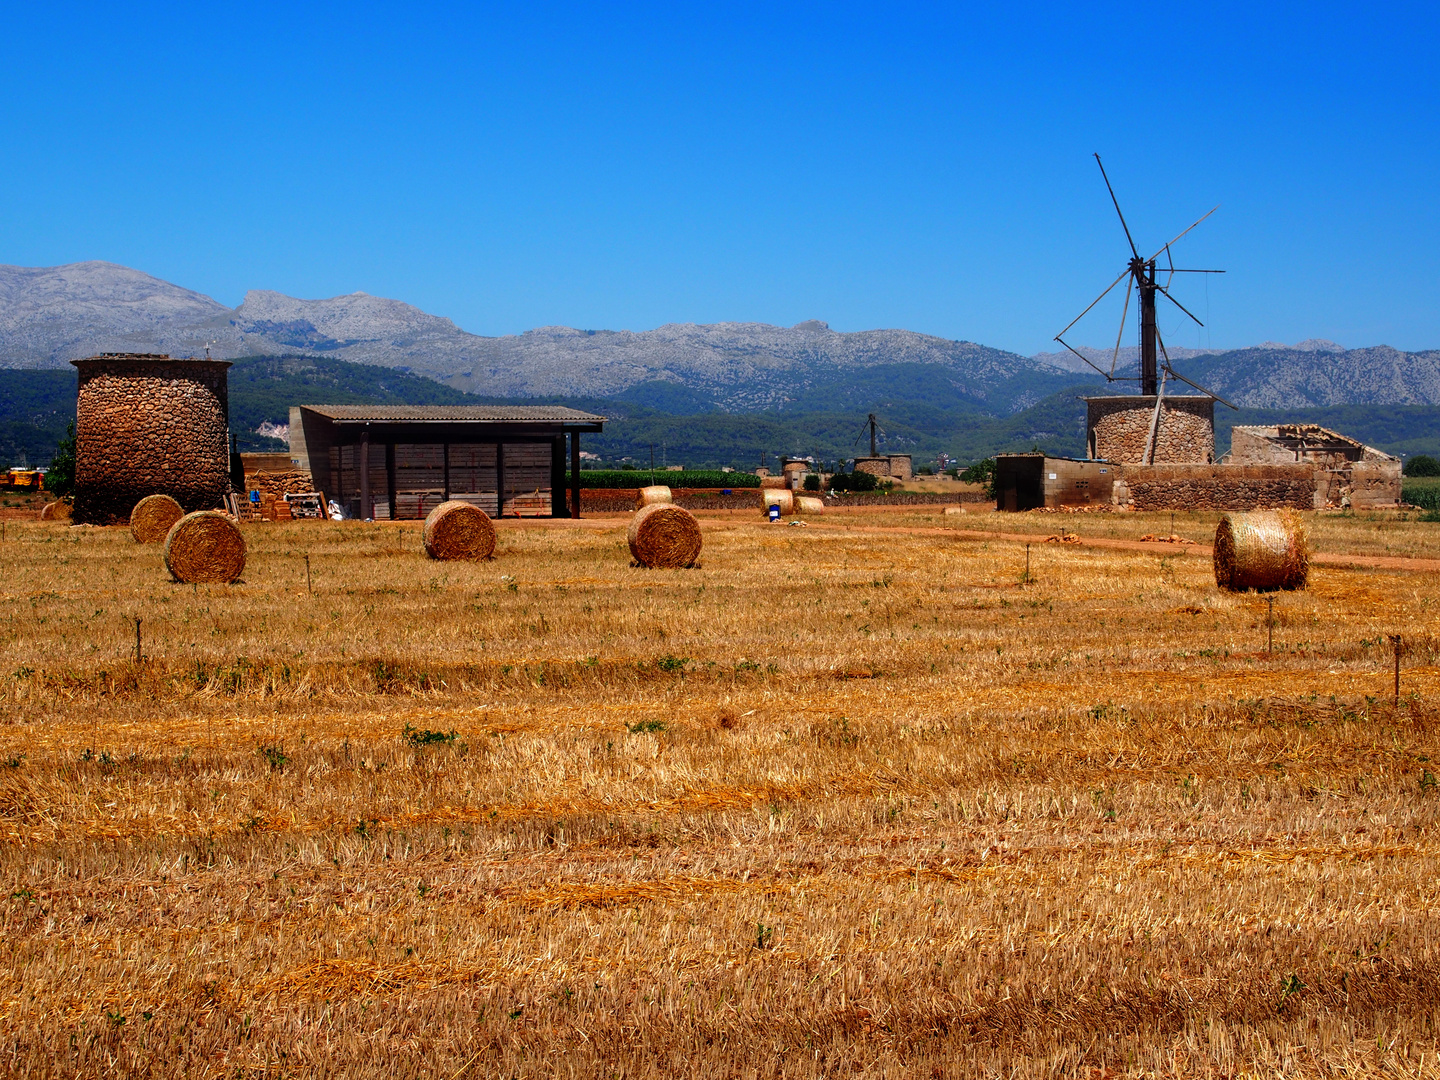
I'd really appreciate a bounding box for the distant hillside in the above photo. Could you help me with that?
[0,355,483,465]
[0,370,75,470]
[5,354,1439,472]
[226,355,477,446]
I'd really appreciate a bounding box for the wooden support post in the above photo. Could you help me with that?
[571,431,581,519]
[359,428,371,520]
[386,441,397,521]
[551,434,566,517]
[496,441,506,519]
[134,617,142,664]
[443,442,451,502]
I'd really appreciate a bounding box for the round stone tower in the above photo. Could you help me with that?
[71,354,233,525]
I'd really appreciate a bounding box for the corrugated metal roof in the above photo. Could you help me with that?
[299,405,607,423]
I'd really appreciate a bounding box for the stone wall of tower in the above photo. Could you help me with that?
[71,354,232,525]
[1086,396,1215,464]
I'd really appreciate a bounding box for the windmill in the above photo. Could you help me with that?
[1054,154,1232,408]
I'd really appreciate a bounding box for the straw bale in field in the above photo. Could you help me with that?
[628,502,702,568]
[163,511,247,584]
[423,500,496,561]
[636,485,673,509]
[794,495,825,515]
[129,494,185,543]
[38,500,71,521]
[761,488,794,516]
[760,476,788,490]
[1213,510,1309,591]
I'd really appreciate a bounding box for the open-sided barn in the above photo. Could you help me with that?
[288,405,605,520]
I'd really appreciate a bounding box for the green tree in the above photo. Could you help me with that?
[1403,454,1440,477]
[958,457,995,484]
[45,422,77,498]
[830,470,880,492]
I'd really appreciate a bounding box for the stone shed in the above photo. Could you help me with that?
[995,454,1117,511]
[71,353,233,525]
[1086,395,1215,464]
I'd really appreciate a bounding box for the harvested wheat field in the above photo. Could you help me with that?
[1,508,1438,1077]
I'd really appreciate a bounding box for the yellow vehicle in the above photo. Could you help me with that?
[5,469,44,490]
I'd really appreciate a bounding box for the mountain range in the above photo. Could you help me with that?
[3,260,1438,415]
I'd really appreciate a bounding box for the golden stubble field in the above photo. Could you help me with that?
[0,507,1438,1078]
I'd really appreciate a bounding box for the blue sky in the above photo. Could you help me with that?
[1,2,1436,355]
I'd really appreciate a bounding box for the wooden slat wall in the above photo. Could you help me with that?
[392,444,444,519]
[502,442,551,515]
[448,443,499,516]
[331,445,390,517]
[325,438,556,519]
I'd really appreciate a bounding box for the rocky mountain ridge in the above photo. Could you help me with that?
[2,260,1436,414]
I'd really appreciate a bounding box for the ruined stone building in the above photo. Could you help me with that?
[1226,425,1401,509]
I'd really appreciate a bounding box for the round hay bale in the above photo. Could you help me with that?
[636,485,673,509]
[163,511,247,584]
[38,500,71,521]
[794,495,825,516]
[628,503,702,568]
[1213,510,1309,592]
[129,493,185,543]
[761,489,794,516]
[423,500,496,561]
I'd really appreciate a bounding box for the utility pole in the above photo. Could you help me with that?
[868,413,878,457]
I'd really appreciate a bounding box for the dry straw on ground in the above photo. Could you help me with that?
[38,499,70,521]
[761,488,794,516]
[627,502,702,567]
[162,510,247,583]
[129,493,185,543]
[422,500,496,561]
[794,495,825,516]
[1214,509,1310,591]
[2,508,1438,1077]
[635,485,673,509]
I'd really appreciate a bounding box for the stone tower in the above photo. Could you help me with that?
[71,353,233,525]
[1085,395,1215,464]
